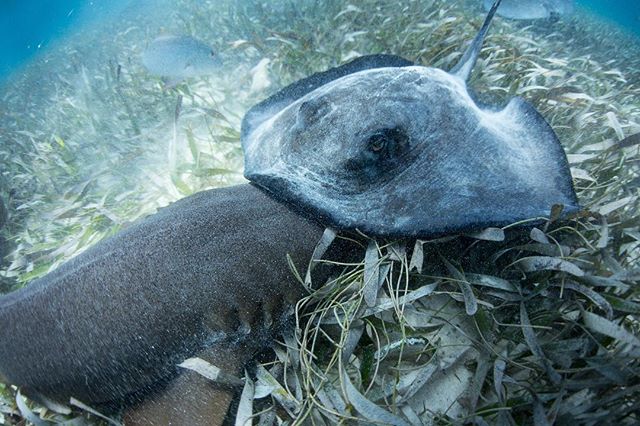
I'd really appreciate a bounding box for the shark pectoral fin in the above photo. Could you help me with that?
[123,347,248,426]
[123,372,235,426]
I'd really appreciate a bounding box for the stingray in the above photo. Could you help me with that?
[483,0,575,20]
[241,0,579,238]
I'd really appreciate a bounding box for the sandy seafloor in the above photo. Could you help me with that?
[0,0,639,424]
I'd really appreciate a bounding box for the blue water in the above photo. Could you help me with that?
[579,0,640,35]
[0,0,638,83]
[0,0,132,82]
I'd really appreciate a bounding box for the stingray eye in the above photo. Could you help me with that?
[343,127,409,180]
[368,133,388,153]
[210,50,215,57]
[367,127,408,156]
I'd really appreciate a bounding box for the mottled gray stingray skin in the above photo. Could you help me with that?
[241,0,579,238]
[0,184,349,405]
[483,0,575,20]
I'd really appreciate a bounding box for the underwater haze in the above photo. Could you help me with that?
[0,0,139,81]
[579,0,640,36]
[0,0,639,424]
[1,0,638,84]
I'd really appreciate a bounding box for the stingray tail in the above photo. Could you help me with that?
[450,0,502,81]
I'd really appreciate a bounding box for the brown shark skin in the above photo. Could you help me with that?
[122,345,245,426]
[123,369,236,426]
[0,184,344,421]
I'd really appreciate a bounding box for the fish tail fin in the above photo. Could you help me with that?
[450,0,502,81]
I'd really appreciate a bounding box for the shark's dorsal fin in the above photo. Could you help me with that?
[450,0,502,81]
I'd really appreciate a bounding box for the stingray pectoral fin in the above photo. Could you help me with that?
[501,96,580,213]
[241,54,413,143]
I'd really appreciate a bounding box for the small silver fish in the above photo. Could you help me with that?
[141,35,222,86]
